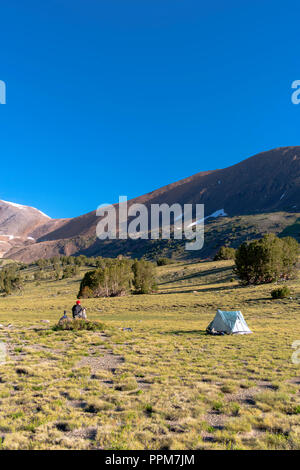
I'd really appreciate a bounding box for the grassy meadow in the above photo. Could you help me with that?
[0,259,299,450]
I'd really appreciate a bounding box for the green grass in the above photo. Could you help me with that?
[0,260,299,449]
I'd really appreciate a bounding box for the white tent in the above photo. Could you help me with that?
[207,310,252,335]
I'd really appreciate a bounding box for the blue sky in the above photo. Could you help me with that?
[0,0,300,218]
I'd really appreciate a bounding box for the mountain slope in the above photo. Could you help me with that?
[3,146,300,262]
[0,200,51,236]
[34,146,300,242]
[0,200,66,258]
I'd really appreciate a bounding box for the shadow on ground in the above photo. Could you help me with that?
[158,284,240,295]
[159,265,234,286]
[164,329,207,336]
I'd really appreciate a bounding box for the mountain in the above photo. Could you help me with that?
[2,146,300,262]
[0,200,66,258]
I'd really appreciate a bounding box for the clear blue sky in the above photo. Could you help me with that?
[0,0,300,218]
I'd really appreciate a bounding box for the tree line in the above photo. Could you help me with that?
[0,233,299,296]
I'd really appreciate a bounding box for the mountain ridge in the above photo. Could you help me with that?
[2,146,300,262]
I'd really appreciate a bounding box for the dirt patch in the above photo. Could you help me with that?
[136,378,151,390]
[288,376,300,385]
[224,386,259,405]
[204,411,225,428]
[68,426,97,441]
[76,351,124,373]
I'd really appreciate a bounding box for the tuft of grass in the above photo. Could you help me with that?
[221,382,237,394]
[294,405,300,414]
[271,286,291,299]
[212,401,224,413]
[52,319,105,331]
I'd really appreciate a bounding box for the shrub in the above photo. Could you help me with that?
[0,265,23,295]
[34,270,43,281]
[214,246,236,261]
[78,258,157,298]
[95,257,105,269]
[60,256,74,266]
[74,255,88,266]
[79,285,93,299]
[156,257,173,266]
[36,258,48,269]
[53,267,61,280]
[62,265,79,279]
[234,234,299,285]
[271,286,291,299]
[78,260,133,298]
[132,260,157,294]
[53,319,105,331]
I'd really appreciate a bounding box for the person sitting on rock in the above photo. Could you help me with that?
[72,300,87,319]
[72,300,83,319]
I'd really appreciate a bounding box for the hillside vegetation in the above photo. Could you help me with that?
[0,258,299,449]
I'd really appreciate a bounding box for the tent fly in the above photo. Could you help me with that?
[206,310,252,335]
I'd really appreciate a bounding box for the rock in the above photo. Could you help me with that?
[58,317,72,326]
[40,320,50,324]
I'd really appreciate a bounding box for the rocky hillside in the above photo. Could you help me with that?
[3,146,300,262]
[0,200,66,258]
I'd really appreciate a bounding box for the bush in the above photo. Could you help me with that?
[62,265,79,279]
[79,285,93,299]
[214,246,236,261]
[156,257,173,266]
[78,260,133,298]
[0,265,23,295]
[53,319,105,331]
[36,258,48,269]
[53,267,61,280]
[78,258,157,298]
[132,260,157,294]
[271,287,291,299]
[74,255,88,266]
[234,234,299,285]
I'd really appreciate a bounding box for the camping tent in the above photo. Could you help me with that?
[206,310,252,335]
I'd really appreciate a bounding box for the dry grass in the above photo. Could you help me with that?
[0,260,299,449]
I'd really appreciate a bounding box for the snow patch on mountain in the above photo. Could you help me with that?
[280,192,286,201]
[188,209,228,227]
[0,200,51,219]
[1,200,25,209]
